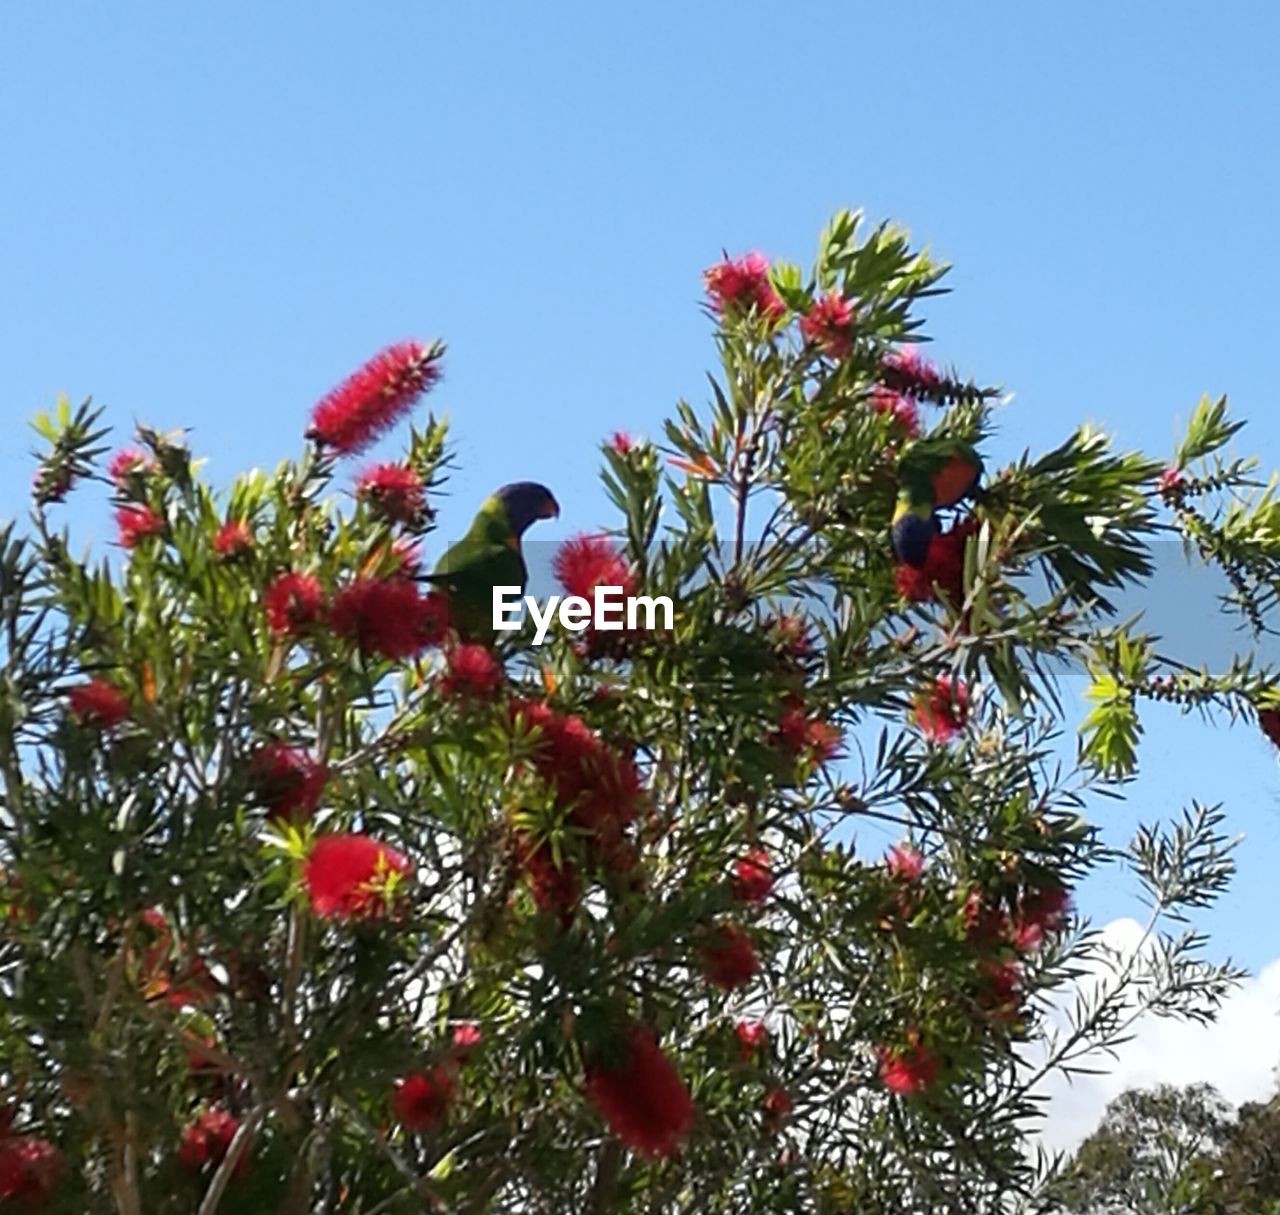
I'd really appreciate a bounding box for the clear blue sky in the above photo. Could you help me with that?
[2,4,1278,969]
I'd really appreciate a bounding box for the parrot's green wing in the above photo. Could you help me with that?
[429,495,528,641]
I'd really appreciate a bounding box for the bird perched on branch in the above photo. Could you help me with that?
[890,438,983,568]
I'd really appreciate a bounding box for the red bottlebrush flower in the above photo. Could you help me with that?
[880,345,941,396]
[734,1019,767,1060]
[732,848,775,904]
[962,888,1009,948]
[702,251,785,321]
[0,1136,61,1204]
[770,698,842,765]
[263,571,325,636]
[303,833,411,920]
[452,1022,482,1057]
[609,431,635,453]
[1156,466,1185,497]
[438,642,503,700]
[978,958,1024,1023]
[869,386,921,437]
[699,923,758,990]
[886,842,924,882]
[213,518,253,556]
[766,612,813,661]
[878,1037,939,1096]
[552,534,636,602]
[1011,881,1071,951]
[115,504,165,548]
[913,675,969,742]
[249,743,328,822]
[392,1066,455,1131]
[308,339,443,456]
[356,462,426,524]
[761,1086,792,1127]
[1260,707,1280,749]
[68,677,130,729]
[799,289,856,357]
[585,1026,695,1159]
[894,519,977,605]
[178,1107,245,1174]
[515,833,581,920]
[330,576,442,659]
[108,447,151,487]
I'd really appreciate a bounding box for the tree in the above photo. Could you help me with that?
[1059,1082,1280,1215]
[0,210,1273,1212]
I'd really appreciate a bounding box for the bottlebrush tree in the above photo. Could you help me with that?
[2,210,1277,1213]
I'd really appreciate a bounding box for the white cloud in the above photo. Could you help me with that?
[1035,917,1280,1155]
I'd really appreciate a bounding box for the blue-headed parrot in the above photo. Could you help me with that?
[890,438,982,568]
[427,481,560,641]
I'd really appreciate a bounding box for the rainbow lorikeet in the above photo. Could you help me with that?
[890,438,982,568]
[427,481,560,641]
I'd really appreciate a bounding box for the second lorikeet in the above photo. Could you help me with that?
[428,481,560,641]
[890,438,983,568]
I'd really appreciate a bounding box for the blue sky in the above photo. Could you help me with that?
[2,4,1279,976]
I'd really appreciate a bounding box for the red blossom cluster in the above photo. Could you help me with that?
[885,843,924,883]
[584,1026,695,1159]
[249,743,328,823]
[0,1122,60,1207]
[330,576,447,659]
[356,462,427,524]
[770,696,842,767]
[437,642,504,701]
[800,289,857,358]
[107,447,152,487]
[702,251,785,321]
[178,1107,245,1174]
[392,1065,455,1132]
[308,340,443,456]
[263,571,326,637]
[553,534,636,602]
[507,699,645,916]
[912,675,969,742]
[115,504,165,548]
[1258,706,1280,749]
[761,1086,793,1128]
[735,1019,767,1060]
[878,1035,939,1096]
[67,676,131,729]
[731,848,774,904]
[868,384,921,438]
[303,833,412,920]
[893,517,979,605]
[136,908,216,1009]
[213,518,253,557]
[699,922,759,990]
[880,345,943,397]
[964,879,1073,956]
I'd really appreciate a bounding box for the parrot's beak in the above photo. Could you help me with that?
[541,495,561,520]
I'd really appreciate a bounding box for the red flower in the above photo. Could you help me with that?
[609,431,634,453]
[877,1036,939,1095]
[767,612,813,662]
[1156,466,1185,498]
[451,1022,482,1057]
[213,519,253,556]
[885,843,924,882]
[913,675,969,742]
[308,339,443,456]
[115,504,165,548]
[438,643,503,700]
[1011,881,1071,951]
[178,1107,245,1174]
[1259,707,1280,749]
[880,345,941,396]
[702,252,785,321]
[249,743,328,822]
[894,519,977,604]
[585,1026,694,1159]
[734,1019,767,1060]
[732,848,774,904]
[700,923,758,990]
[392,1066,455,1131]
[108,447,151,487]
[963,888,1010,948]
[356,462,426,524]
[515,832,581,920]
[799,290,856,357]
[263,571,325,636]
[330,577,441,659]
[552,534,636,602]
[303,833,411,919]
[978,959,1023,1023]
[770,698,842,765]
[869,386,921,437]
[0,1136,61,1204]
[68,677,130,729]
[761,1086,792,1126]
